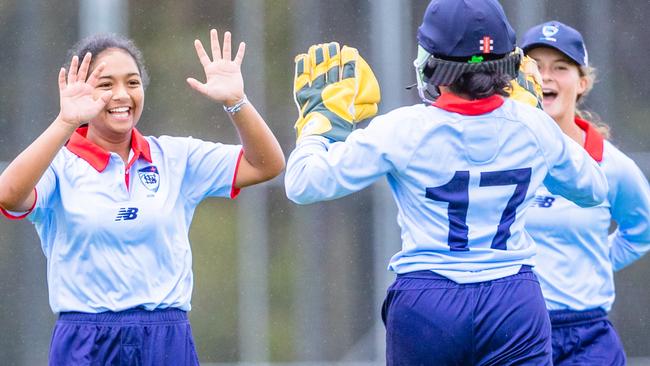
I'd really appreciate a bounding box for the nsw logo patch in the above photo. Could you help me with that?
[541,25,559,42]
[138,165,160,192]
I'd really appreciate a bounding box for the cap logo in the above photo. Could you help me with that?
[479,36,494,54]
[541,25,559,42]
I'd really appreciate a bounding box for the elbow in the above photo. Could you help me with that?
[259,157,286,183]
[0,173,36,213]
[284,176,317,205]
[265,143,286,180]
[286,193,316,206]
[0,186,16,211]
[284,184,311,205]
[260,149,287,182]
[0,177,36,213]
[244,154,286,186]
[0,180,7,209]
[0,175,17,210]
[0,193,22,213]
[286,192,315,205]
[270,157,286,180]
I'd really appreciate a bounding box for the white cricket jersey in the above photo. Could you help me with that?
[285,93,608,283]
[526,118,650,311]
[1,127,243,313]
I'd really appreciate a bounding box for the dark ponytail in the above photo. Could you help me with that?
[448,71,511,100]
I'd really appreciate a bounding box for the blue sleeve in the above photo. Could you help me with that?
[181,137,243,203]
[285,108,421,204]
[607,147,650,271]
[28,165,58,222]
[535,113,608,207]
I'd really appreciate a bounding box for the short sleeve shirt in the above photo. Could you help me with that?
[2,127,243,313]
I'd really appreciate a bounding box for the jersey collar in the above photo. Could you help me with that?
[433,92,505,115]
[66,126,152,172]
[574,117,604,162]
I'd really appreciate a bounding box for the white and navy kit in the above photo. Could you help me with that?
[527,117,650,312]
[526,118,649,365]
[286,93,608,283]
[1,126,243,314]
[286,93,608,365]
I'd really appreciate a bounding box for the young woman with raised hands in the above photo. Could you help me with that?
[0,30,284,365]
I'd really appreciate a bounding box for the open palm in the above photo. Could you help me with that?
[187,29,245,104]
[58,53,112,127]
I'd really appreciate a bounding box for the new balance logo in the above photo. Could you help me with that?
[115,207,139,221]
[532,196,555,208]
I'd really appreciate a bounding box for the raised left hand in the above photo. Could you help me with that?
[187,29,245,105]
[507,50,543,110]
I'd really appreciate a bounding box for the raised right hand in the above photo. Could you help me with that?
[293,42,380,142]
[57,53,112,128]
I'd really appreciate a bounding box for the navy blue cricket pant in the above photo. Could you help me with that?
[382,266,552,365]
[49,308,200,366]
[550,308,626,366]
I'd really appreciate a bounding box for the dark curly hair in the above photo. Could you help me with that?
[65,33,149,88]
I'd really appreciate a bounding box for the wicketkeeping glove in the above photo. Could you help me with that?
[507,52,543,110]
[293,42,380,142]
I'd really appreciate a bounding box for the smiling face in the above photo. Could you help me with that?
[526,47,587,125]
[89,48,145,140]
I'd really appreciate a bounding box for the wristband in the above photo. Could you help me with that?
[223,95,248,115]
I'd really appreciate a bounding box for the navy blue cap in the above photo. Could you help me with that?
[520,21,588,66]
[417,0,516,59]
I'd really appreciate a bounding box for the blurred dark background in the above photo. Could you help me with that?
[0,1,648,364]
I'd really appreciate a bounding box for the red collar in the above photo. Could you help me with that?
[574,117,604,162]
[66,126,152,172]
[433,92,505,115]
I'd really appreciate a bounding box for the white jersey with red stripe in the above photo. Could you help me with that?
[1,127,243,313]
[285,94,608,283]
[526,118,650,311]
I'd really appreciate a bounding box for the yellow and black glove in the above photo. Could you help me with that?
[293,42,380,142]
[508,52,544,110]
